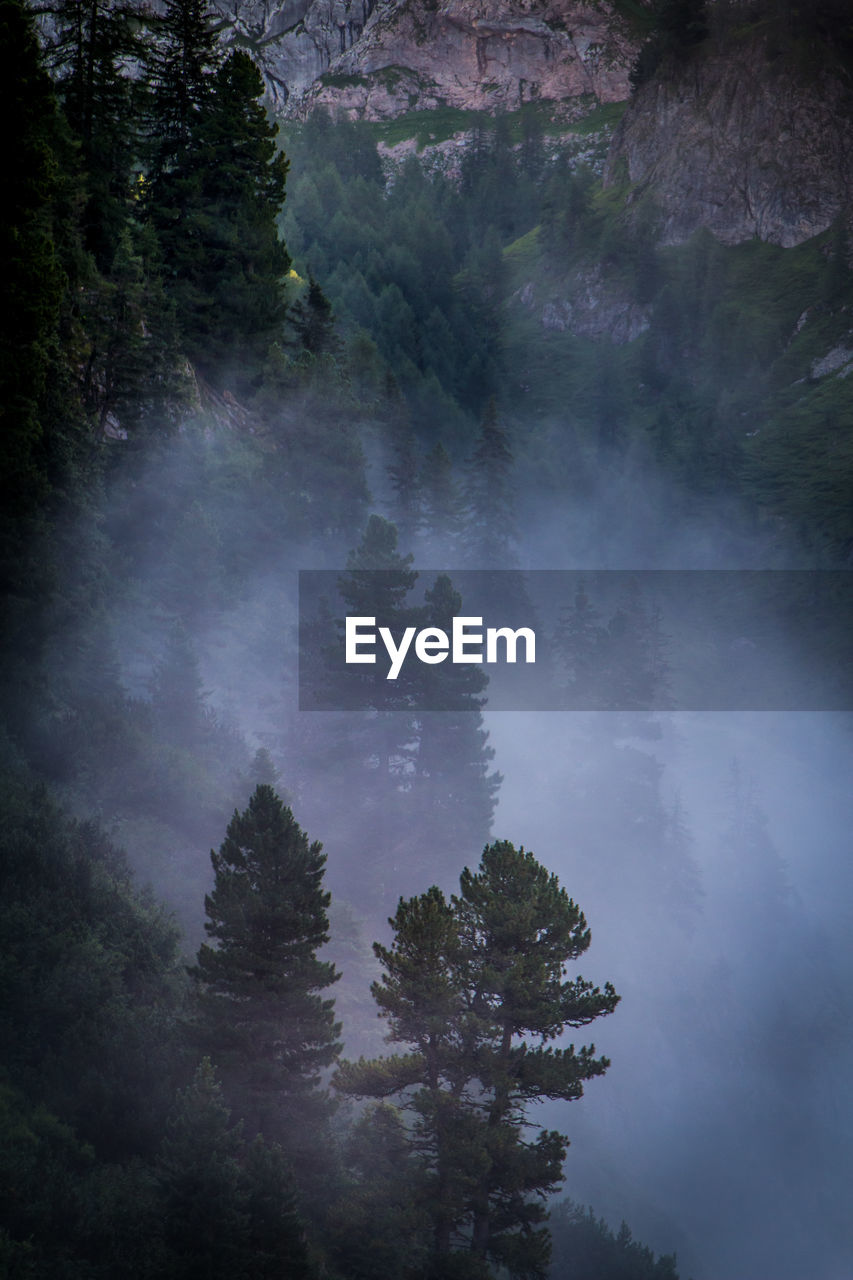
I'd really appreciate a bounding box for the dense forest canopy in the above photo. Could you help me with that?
[2,0,852,1275]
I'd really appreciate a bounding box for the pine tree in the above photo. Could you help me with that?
[150,622,210,752]
[192,786,341,1150]
[157,1060,317,1279]
[327,516,424,908]
[419,443,465,561]
[465,400,516,566]
[0,0,73,532]
[552,578,670,712]
[148,0,221,158]
[49,0,141,267]
[82,220,184,437]
[157,1059,248,1280]
[147,24,290,383]
[410,574,501,892]
[552,581,606,704]
[336,513,421,713]
[336,842,619,1278]
[290,273,338,359]
[241,1137,317,1280]
[385,402,422,549]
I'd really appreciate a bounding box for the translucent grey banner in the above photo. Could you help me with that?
[298,570,853,711]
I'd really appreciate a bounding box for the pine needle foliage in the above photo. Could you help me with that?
[192,786,341,1139]
[336,841,620,1278]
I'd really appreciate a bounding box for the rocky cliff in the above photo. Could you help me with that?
[212,0,632,115]
[604,30,853,248]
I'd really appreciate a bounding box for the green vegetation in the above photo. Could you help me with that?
[374,104,484,149]
[278,91,853,556]
[565,99,629,134]
[2,0,851,1272]
[319,71,369,89]
[336,842,619,1277]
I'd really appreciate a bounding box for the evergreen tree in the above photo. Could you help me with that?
[241,1136,317,1280]
[147,27,290,383]
[385,400,422,549]
[192,786,341,1150]
[336,842,619,1278]
[464,397,517,566]
[49,0,141,267]
[547,1200,680,1280]
[552,579,670,712]
[290,273,339,359]
[157,1059,248,1280]
[82,220,185,438]
[150,622,211,752]
[420,443,465,560]
[336,513,421,713]
[410,574,501,891]
[328,516,424,907]
[327,1103,430,1280]
[157,1060,317,1280]
[148,0,221,156]
[0,0,76,535]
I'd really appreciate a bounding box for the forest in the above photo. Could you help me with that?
[2,0,853,1275]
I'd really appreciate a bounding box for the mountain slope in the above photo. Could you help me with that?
[213,0,632,114]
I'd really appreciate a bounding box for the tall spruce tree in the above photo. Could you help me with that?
[336,842,619,1278]
[419,443,465,561]
[410,574,501,892]
[332,515,424,906]
[0,0,78,536]
[157,1058,248,1280]
[147,11,290,384]
[157,1059,317,1280]
[464,397,517,567]
[49,0,140,267]
[192,786,341,1151]
[148,0,221,156]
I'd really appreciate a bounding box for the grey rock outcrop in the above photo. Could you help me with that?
[210,0,632,115]
[604,35,853,248]
[515,267,650,344]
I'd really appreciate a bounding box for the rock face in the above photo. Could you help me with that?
[604,34,853,248]
[211,0,631,115]
[514,268,650,344]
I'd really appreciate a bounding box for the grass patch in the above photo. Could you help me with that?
[371,97,629,152]
[373,106,485,149]
[567,99,629,135]
[318,71,369,90]
[503,226,541,273]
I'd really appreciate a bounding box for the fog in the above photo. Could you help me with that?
[17,117,850,1280]
[73,430,852,1279]
[490,708,853,1279]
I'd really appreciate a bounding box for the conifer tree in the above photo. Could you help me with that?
[336,513,421,713]
[157,1059,317,1279]
[147,23,290,383]
[49,0,140,267]
[148,0,221,156]
[336,842,619,1278]
[419,442,465,560]
[384,403,422,549]
[325,516,424,907]
[0,0,74,534]
[192,786,341,1149]
[157,1058,248,1280]
[290,273,338,359]
[411,574,501,890]
[465,398,516,566]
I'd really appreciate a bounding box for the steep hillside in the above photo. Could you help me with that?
[605,19,853,247]
[212,0,632,115]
